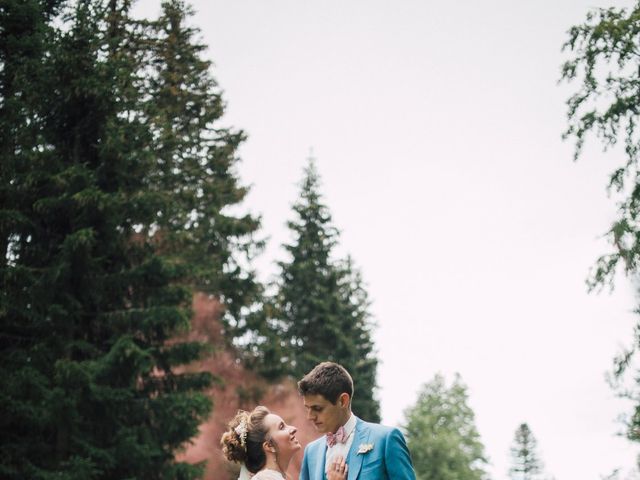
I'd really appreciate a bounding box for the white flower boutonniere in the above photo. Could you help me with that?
[357,443,374,454]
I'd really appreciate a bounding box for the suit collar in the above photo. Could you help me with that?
[346,417,370,480]
[315,436,327,480]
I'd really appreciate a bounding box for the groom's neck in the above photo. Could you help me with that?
[336,410,352,430]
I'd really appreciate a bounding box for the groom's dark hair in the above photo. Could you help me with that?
[298,362,354,404]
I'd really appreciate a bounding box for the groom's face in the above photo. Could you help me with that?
[302,393,347,434]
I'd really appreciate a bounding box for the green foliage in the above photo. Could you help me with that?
[562,1,640,461]
[561,1,640,290]
[403,374,488,480]
[0,1,259,478]
[146,0,262,323]
[244,159,380,421]
[509,423,543,480]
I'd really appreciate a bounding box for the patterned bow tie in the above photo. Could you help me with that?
[326,426,348,447]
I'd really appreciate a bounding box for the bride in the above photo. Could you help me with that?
[221,406,347,480]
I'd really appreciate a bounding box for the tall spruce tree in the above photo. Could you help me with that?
[403,373,488,480]
[146,0,261,328]
[509,423,543,480]
[258,158,380,421]
[335,256,379,421]
[0,1,259,479]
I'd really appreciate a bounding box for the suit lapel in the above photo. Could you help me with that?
[316,438,327,480]
[347,418,369,480]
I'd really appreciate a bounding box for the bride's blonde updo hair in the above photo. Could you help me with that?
[220,406,271,473]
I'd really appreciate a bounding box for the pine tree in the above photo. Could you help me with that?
[335,256,379,421]
[276,158,340,373]
[509,423,543,480]
[404,373,488,480]
[146,0,262,327]
[254,158,380,421]
[0,1,259,478]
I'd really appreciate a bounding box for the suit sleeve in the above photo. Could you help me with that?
[299,445,311,480]
[384,428,416,480]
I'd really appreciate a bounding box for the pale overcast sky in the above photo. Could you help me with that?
[135,1,640,478]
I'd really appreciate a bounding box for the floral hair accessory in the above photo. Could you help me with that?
[234,417,248,449]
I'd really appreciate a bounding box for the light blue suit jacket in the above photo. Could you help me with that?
[299,417,416,480]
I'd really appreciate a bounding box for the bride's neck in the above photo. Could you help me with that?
[264,454,289,477]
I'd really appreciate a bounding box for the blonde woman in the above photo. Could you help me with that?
[221,406,347,480]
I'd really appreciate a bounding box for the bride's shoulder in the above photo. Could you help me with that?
[252,470,284,480]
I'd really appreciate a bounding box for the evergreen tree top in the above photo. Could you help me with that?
[283,156,339,265]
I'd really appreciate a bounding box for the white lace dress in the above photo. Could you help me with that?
[252,470,285,480]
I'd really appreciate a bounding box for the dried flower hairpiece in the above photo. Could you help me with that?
[234,417,248,450]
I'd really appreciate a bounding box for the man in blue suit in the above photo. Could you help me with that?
[298,362,416,480]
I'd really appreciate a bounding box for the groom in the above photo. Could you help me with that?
[298,362,416,480]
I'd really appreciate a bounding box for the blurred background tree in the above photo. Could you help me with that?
[561,0,640,290]
[562,0,640,464]
[403,373,488,480]
[509,423,544,480]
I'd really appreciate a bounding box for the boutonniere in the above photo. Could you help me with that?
[357,443,374,454]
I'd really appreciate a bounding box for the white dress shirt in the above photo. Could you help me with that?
[325,413,357,474]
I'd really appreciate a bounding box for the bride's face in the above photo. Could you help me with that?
[263,413,301,458]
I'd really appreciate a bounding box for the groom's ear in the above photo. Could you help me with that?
[338,392,350,408]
